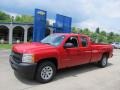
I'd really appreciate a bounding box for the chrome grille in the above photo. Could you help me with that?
[11,51,22,63]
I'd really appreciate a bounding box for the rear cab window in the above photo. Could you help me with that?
[80,36,88,47]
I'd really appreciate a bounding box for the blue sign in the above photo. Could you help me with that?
[33,9,72,42]
[33,9,47,42]
[55,14,72,33]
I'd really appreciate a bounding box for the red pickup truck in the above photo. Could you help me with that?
[10,33,113,83]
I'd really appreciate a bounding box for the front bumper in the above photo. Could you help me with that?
[9,56,37,79]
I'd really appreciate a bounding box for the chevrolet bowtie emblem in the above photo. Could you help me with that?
[37,11,45,15]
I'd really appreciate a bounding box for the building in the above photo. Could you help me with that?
[0,20,54,44]
[0,22,33,44]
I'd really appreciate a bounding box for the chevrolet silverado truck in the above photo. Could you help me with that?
[9,33,113,83]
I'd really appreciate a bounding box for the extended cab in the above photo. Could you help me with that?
[9,33,113,83]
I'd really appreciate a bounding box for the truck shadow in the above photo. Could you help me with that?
[14,71,40,85]
[14,63,113,85]
[55,63,112,81]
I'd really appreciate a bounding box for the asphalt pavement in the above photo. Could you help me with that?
[0,49,120,90]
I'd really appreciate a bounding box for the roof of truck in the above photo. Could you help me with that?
[53,33,88,37]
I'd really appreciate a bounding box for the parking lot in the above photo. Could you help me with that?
[0,49,120,90]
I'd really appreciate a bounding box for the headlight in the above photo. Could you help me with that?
[22,54,34,63]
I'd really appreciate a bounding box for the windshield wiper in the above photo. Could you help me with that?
[42,42,51,45]
[40,42,54,45]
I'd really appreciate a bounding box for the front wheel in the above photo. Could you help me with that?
[98,55,108,68]
[36,61,56,83]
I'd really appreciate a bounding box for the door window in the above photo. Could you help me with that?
[65,36,78,47]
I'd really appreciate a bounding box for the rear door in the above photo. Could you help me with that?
[78,36,92,64]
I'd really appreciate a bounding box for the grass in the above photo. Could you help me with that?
[0,44,12,49]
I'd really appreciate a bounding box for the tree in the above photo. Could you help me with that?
[90,33,97,42]
[107,32,114,43]
[0,11,33,23]
[109,32,114,36]
[0,11,11,22]
[72,27,78,33]
[96,27,100,34]
[81,28,91,36]
[15,15,33,23]
[100,31,106,36]
[15,16,21,22]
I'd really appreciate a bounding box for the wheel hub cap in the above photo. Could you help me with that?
[102,57,107,66]
[41,66,53,80]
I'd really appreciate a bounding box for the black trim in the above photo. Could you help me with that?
[9,56,37,79]
[0,22,33,25]
[11,51,23,63]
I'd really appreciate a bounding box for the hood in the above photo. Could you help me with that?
[12,42,56,53]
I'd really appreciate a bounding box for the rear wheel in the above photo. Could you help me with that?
[36,61,56,83]
[98,55,108,68]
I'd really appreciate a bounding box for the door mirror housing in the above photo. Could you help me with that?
[64,43,74,48]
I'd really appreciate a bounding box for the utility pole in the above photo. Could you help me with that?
[11,16,14,25]
[95,27,100,43]
[9,16,14,44]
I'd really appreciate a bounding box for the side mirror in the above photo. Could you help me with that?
[64,43,74,48]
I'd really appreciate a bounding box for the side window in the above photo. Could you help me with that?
[65,36,78,47]
[80,37,88,47]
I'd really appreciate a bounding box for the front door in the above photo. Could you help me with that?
[62,36,80,67]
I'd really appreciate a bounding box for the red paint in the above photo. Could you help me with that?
[12,33,113,69]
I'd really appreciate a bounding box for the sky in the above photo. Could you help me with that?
[0,0,120,33]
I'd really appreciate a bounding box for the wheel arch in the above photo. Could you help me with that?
[36,57,58,70]
[102,52,110,58]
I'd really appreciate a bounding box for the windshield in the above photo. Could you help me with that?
[41,34,65,46]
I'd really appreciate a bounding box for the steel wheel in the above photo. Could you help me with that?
[41,66,53,80]
[36,61,56,83]
[102,56,107,66]
[98,55,108,68]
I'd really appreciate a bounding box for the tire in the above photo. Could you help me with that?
[36,61,56,83]
[98,55,108,68]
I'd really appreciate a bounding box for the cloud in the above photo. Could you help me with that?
[3,10,20,17]
[100,0,120,18]
[76,19,102,30]
[75,19,104,32]
[0,0,120,33]
[75,19,119,33]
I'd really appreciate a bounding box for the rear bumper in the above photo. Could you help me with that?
[9,56,37,79]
